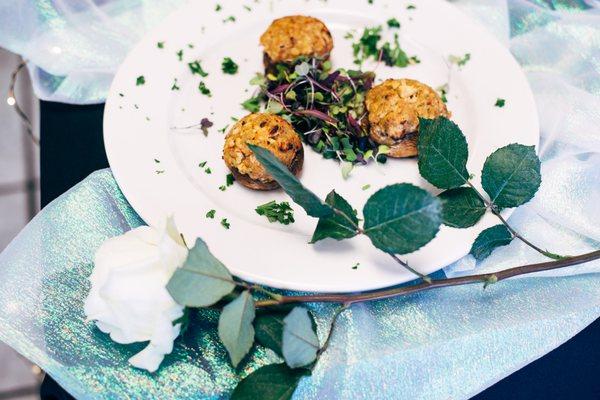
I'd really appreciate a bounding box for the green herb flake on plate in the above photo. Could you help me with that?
[255,200,295,225]
[222,57,239,74]
[189,60,209,77]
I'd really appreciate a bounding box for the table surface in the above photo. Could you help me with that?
[38,100,600,399]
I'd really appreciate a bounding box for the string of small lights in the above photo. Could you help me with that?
[6,59,38,145]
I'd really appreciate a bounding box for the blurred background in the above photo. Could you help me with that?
[0,49,42,400]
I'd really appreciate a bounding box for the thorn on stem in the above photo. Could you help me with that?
[483,274,498,290]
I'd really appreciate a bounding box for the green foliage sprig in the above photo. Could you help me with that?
[163,117,599,399]
[416,117,564,260]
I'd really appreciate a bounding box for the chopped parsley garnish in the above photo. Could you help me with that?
[136,76,145,86]
[255,200,295,225]
[218,124,229,134]
[187,43,194,49]
[362,184,371,191]
[243,5,252,11]
[154,158,160,163]
[437,84,449,103]
[352,26,417,67]
[199,161,207,167]
[353,26,381,65]
[157,41,165,49]
[449,53,471,67]
[176,49,184,61]
[223,15,236,23]
[409,55,421,64]
[221,57,239,74]
[387,18,400,28]
[200,118,214,135]
[352,262,360,270]
[171,78,180,91]
[118,92,124,97]
[204,167,212,174]
[206,209,216,219]
[495,98,506,107]
[198,81,212,96]
[188,60,209,77]
[155,170,165,174]
[241,96,262,112]
[220,218,230,229]
[219,175,234,191]
[407,4,416,9]
[215,4,222,11]
[380,33,414,67]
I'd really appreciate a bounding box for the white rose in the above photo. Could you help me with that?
[84,217,188,372]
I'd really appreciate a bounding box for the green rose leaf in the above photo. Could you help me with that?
[167,238,235,307]
[470,224,513,261]
[417,117,470,189]
[231,363,309,400]
[255,306,317,357]
[481,144,541,208]
[282,307,320,368]
[254,313,285,356]
[439,187,487,228]
[218,291,256,367]
[310,190,359,243]
[363,183,442,254]
[249,144,333,218]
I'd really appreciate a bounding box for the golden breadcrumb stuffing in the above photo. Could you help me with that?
[223,113,303,190]
[260,16,333,64]
[366,79,450,158]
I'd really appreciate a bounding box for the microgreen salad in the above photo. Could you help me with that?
[243,58,391,172]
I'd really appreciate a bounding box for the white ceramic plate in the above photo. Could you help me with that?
[104,0,539,292]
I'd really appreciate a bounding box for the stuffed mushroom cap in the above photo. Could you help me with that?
[366,79,450,158]
[223,113,303,190]
[260,16,333,66]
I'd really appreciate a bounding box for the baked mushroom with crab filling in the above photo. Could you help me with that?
[365,79,450,158]
[260,15,333,70]
[223,113,304,190]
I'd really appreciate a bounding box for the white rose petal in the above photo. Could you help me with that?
[84,217,188,372]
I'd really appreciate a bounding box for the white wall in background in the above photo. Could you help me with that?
[0,48,39,251]
[0,48,41,400]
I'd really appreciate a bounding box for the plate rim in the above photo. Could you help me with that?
[103,0,539,293]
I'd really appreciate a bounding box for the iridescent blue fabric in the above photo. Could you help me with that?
[0,169,598,400]
[0,1,599,399]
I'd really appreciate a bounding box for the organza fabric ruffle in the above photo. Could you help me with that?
[0,169,599,400]
[2,1,595,104]
[0,0,185,104]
